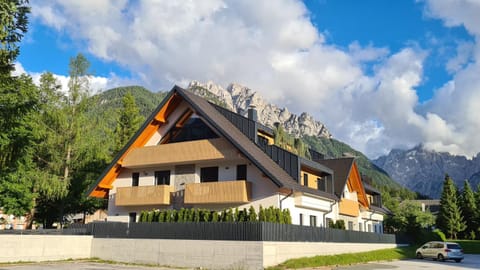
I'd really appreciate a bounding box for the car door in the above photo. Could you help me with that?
[422,242,432,258]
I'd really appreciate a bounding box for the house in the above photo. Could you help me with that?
[316,158,385,232]
[87,86,385,231]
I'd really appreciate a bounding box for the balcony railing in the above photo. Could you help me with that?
[339,198,360,217]
[121,138,240,168]
[184,180,251,204]
[115,185,173,206]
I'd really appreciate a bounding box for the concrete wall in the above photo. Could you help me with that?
[92,238,263,270]
[0,235,399,269]
[92,238,398,269]
[0,235,92,263]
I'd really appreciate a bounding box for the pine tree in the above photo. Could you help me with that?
[0,0,29,74]
[114,91,143,152]
[437,174,467,239]
[460,180,477,238]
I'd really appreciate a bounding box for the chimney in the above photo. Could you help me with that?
[248,105,258,122]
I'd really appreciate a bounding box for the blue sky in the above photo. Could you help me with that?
[17,0,480,158]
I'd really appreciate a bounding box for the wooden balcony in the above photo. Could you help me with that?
[115,185,173,206]
[339,198,360,217]
[184,180,251,205]
[122,138,240,168]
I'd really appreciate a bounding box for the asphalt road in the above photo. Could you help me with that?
[334,254,480,270]
[2,255,480,270]
[0,262,190,270]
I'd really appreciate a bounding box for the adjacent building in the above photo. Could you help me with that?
[88,86,387,232]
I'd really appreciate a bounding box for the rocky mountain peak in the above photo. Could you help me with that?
[187,81,332,139]
[374,145,480,198]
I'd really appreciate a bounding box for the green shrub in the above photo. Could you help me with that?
[194,208,200,222]
[225,208,234,222]
[158,211,165,222]
[248,206,257,222]
[275,208,283,224]
[258,206,266,222]
[147,211,154,222]
[282,209,292,224]
[165,210,172,222]
[212,211,219,222]
[434,229,447,241]
[201,209,210,222]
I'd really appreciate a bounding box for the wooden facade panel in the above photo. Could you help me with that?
[115,185,173,206]
[339,198,360,217]
[184,180,251,204]
[122,138,240,168]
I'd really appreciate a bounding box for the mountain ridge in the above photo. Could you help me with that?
[373,145,480,198]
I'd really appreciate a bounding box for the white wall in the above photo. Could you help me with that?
[92,238,263,270]
[0,235,92,263]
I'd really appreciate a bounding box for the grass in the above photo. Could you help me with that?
[449,240,480,254]
[267,246,417,270]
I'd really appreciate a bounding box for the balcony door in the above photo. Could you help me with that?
[155,170,170,185]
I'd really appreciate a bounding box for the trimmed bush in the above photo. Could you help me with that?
[139,205,291,225]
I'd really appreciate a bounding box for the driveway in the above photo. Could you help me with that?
[334,254,480,270]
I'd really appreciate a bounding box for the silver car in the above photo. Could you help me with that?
[416,241,464,262]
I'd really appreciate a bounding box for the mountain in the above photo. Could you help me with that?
[88,86,167,127]
[188,81,332,139]
[373,145,480,198]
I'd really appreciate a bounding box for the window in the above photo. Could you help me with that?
[317,177,326,191]
[309,215,317,227]
[303,173,308,186]
[359,222,363,232]
[299,214,303,226]
[236,164,247,181]
[367,224,372,232]
[155,170,170,185]
[348,221,354,230]
[200,167,218,182]
[168,117,219,143]
[132,172,139,186]
[129,212,136,223]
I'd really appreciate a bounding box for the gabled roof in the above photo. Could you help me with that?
[316,157,355,196]
[87,85,337,201]
[316,157,369,207]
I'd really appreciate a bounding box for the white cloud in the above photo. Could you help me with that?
[13,62,128,94]
[29,0,480,158]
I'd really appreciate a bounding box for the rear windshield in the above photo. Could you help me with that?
[447,244,461,249]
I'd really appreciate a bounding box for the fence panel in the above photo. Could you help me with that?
[0,222,396,243]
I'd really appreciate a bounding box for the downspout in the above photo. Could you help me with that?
[324,200,336,227]
[279,188,294,210]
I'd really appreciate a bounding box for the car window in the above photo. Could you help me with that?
[447,244,461,249]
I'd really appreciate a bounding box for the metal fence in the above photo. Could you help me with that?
[63,222,396,243]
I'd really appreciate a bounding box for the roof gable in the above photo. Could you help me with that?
[316,157,369,207]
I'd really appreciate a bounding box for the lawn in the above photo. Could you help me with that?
[267,246,417,270]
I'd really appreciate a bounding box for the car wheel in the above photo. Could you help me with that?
[416,252,423,259]
[455,259,462,263]
[437,254,445,262]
